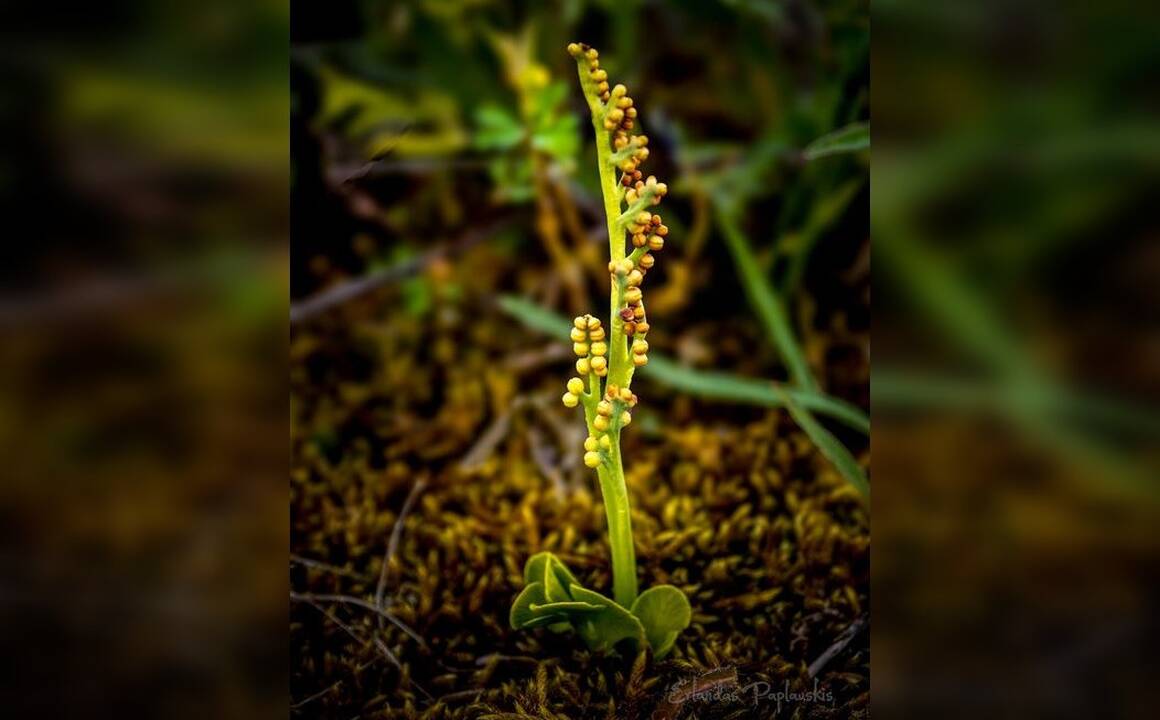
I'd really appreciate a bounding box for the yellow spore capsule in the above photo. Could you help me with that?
[573,342,590,356]
[562,392,579,408]
[584,451,602,468]
[633,353,649,367]
[584,436,599,452]
[590,341,608,356]
[632,339,649,355]
[620,411,632,426]
[600,435,612,450]
[576,358,591,375]
[571,327,587,342]
[567,377,585,395]
[590,356,608,373]
[593,415,610,431]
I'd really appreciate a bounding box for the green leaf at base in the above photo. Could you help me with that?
[529,601,603,613]
[524,552,581,603]
[568,584,647,652]
[631,585,692,658]
[512,554,690,657]
[510,581,551,629]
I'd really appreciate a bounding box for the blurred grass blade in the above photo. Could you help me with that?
[780,178,864,295]
[874,369,1160,444]
[497,295,868,434]
[716,209,817,391]
[803,122,869,161]
[773,386,869,499]
[497,293,572,336]
[646,356,868,434]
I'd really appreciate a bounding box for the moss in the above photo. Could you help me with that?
[289,204,871,715]
[291,295,868,718]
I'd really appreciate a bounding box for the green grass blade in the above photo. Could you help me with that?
[779,178,864,296]
[646,356,868,434]
[716,209,817,391]
[498,293,571,335]
[803,122,870,162]
[497,295,868,434]
[774,386,870,499]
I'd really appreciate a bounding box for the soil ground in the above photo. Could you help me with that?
[290,251,869,719]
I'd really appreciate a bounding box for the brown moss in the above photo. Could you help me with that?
[291,268,868,718]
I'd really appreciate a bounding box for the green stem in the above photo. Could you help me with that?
[574,54,638,607]
[598,434,637,606]
[597,134,632,393]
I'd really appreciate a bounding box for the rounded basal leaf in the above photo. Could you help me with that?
[547,555,580,588]
[524,552,581,603]
[510,581,549,629]
[630,585,691,658]
[529,601,603,614]
[568,585,646,652]
[542,560,572,603]
[519,612,571,630]
[523,553,551,585]
[523,552,579,586]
